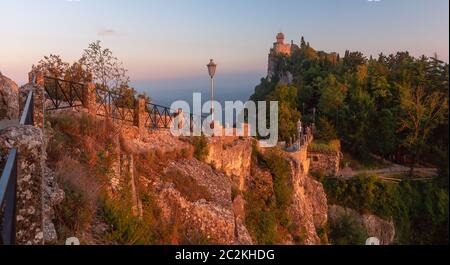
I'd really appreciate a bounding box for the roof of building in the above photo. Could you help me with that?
[276,32,285,40]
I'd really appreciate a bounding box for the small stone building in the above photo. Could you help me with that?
[307,148,341,176]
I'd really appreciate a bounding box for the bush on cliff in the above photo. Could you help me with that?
[263,150,293,211]
[192,135,209,161]
[245,147,295,244]
[329,214,368,245]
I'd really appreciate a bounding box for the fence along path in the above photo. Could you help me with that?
[43,76,205,131]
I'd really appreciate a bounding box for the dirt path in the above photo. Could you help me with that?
[338,163,438,181]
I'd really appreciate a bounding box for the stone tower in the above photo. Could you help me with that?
[267,32,299,81]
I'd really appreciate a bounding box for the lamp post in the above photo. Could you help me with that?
[207,59,217,128]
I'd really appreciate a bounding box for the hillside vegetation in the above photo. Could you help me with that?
[251,38,449,245]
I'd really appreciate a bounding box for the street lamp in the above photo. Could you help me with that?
[207,59,217,128]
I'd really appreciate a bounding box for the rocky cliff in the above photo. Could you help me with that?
[205,137,253,191]
[119,132,253,244]
[288,156,328,244]
[148,159,252,244]
[2,69,330,245]
[205,137,329,245]
[0,71,19,120]
[328,205,395,245]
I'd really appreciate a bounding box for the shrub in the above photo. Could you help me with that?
[316,117,338,142]
[192,135,209,161]
[329,214,368,245]
[309,140,340,154]
[54,179,91,242]
[245,209,278,245]
[180,147,194,159]
[100,195,157,245]
[244,148,294,244]
[263,150,293,210]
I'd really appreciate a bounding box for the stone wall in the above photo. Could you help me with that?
[1,72,63,245]
[0,126,44,244]
[205,137,253,191]
[308,151,341,176]
[19,72,45,129]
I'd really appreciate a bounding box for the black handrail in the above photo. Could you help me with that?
[20,90,34,126]
[44,76,85,110]
[0,148,18,245]
[43,76,207,130]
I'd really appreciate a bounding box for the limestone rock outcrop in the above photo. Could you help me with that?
[288,158,328,244]
[144,159,253,244]
[328,205,396,245]
[205,137,253,191]
[0,126,45,244]
[0,125,64,244]
[0,72,20,120]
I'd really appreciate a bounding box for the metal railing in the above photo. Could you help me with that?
[44,76,85,110]
[95,87,136,124]
[0,149,18,245]
[0,89,34,245]
[43,77,207,130]
[20,90,34,126]
[145,102,175,129]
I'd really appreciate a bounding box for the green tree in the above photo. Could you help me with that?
[369,109,397,156]
[316,116,337,142]
[329,214,368,245]
[318,74,347,121]
[81,40,130,92]
[32,54,69,78]
[267,84,301,142]
[398,86,448,175]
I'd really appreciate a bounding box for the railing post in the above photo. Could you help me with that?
[0,127,44,245]
[82,73,97,116]
[84,82,97,116]
[25,70,44,128]
[176,108,184,130]
[137,98,146,135]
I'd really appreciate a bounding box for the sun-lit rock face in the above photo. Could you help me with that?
[288,157,329,245]
[205,137,329,245]
[205,137,253,191]
[0,72,20,120]
[145,158,253,244]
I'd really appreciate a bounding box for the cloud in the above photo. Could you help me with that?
[98,28,118,36]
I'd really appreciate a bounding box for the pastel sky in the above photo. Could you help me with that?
[0,0,448,104]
